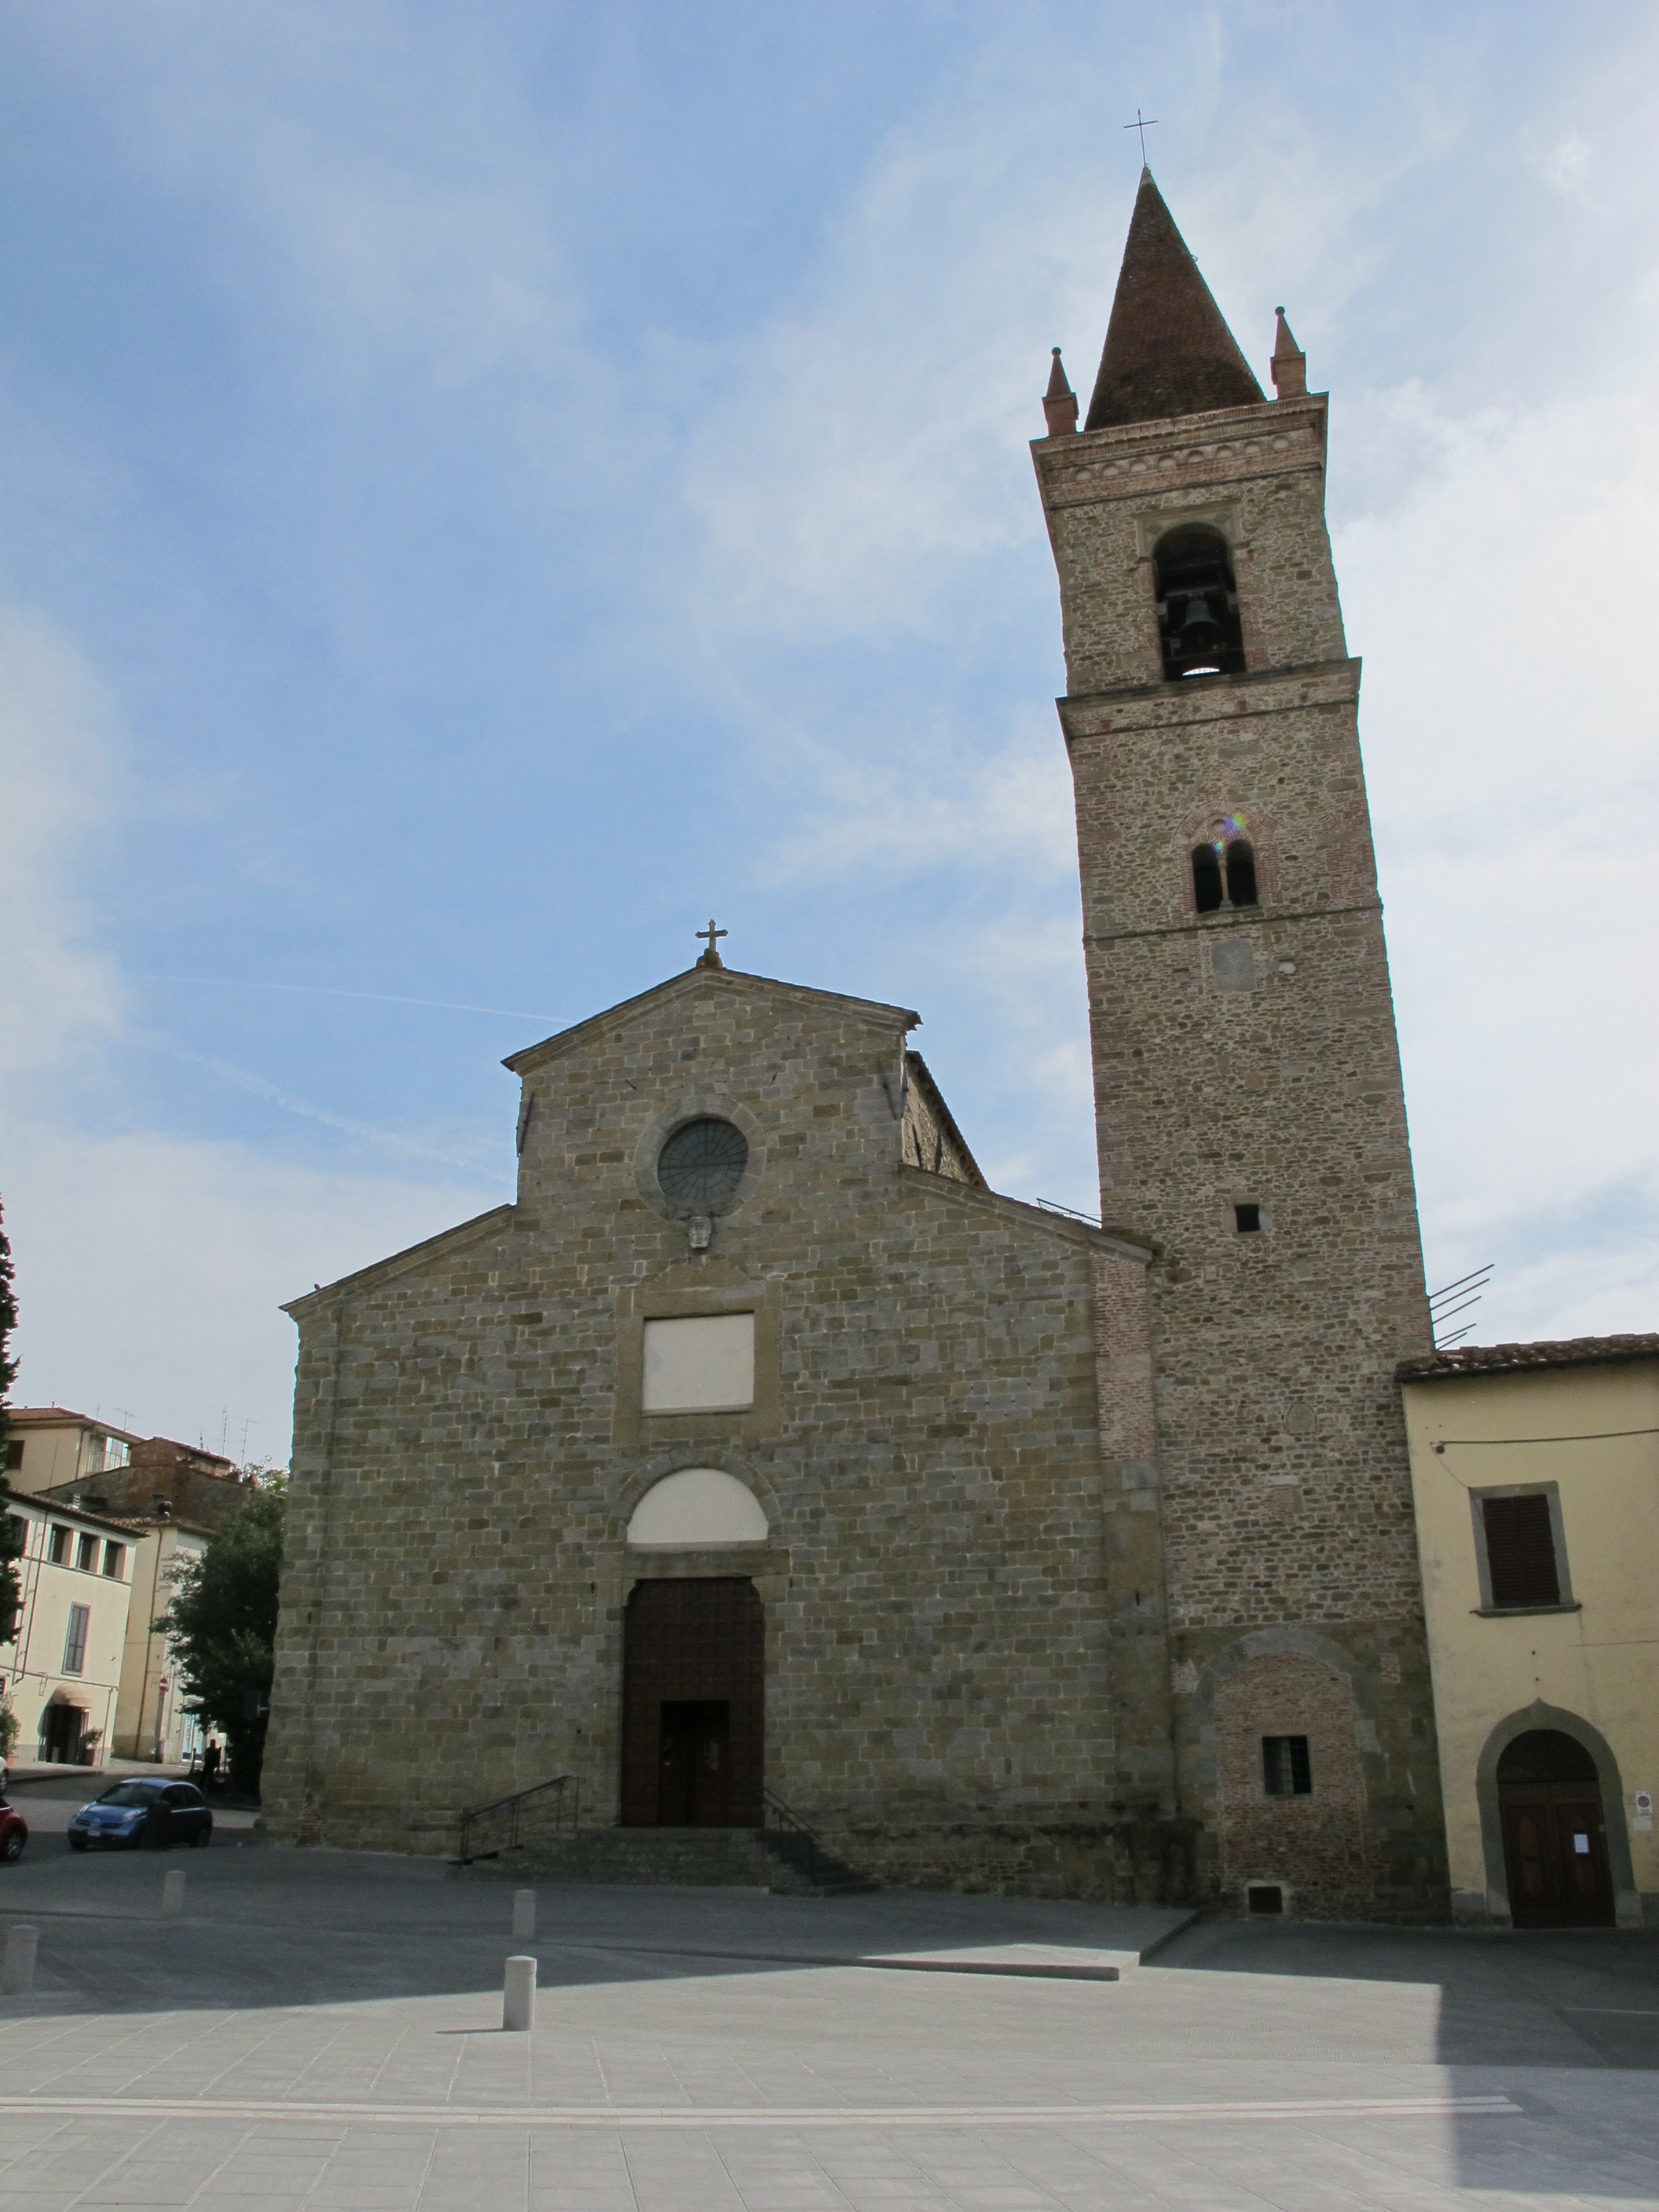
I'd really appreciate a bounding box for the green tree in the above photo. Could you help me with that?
[0,1200,24,1659]
[155,1481,285,1795]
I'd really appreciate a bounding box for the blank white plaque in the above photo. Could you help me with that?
[642,1313,756,1413]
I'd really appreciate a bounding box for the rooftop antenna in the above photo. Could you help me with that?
[1429,1263,1493,1349]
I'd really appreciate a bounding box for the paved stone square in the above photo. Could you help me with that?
[1,1834,1656,2210]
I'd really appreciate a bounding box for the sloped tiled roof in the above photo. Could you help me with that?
[1398,1333,1659,1382]
[1084,170,1265,430]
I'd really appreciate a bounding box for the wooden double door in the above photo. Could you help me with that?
[1498,1730,1616,1928]
[621,1578,764,1828]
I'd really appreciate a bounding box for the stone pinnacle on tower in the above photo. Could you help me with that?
[1042,347,1079,436]
[1084,170,1265,430]
[1270,306,1307,399]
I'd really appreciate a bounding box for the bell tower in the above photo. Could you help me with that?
[1036,171,1448,1917]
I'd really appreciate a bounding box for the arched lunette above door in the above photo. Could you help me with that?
[626,1467,770,1550]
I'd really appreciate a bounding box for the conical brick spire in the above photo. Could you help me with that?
[1083,170,1265,430]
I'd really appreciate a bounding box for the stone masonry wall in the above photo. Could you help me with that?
[1034,387,1449,1918]
[1038,396,1345,698]
[263,971,1170,1895]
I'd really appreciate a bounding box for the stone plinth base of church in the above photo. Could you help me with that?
[457,1825,874,1896]
[826,1815,1200,1906]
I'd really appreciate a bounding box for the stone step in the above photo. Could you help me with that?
[459,1825,874,1896]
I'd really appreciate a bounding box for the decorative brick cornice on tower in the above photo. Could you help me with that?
[1083,170,1265,430]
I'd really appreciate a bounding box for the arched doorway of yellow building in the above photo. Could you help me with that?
[1475,1702,1636,1929]
[1497,1731,1614,1928]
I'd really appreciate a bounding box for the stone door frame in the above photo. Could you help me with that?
[1474,1700,1639,1927]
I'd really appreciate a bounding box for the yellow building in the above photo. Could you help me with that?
[4,1408,141,1492]
[1401,1335,1659,1928]
[7,1409,233,1766]
[2,1493,136,1767]
[109,1516,207,1763]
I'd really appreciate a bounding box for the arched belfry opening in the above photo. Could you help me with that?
[1154,526,1245,680]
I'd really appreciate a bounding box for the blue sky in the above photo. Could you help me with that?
[4,1,1657,1461]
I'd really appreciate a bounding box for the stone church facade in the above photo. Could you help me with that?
[263,170,1450,1919]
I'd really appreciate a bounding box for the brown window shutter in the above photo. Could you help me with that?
[1482,1494,1560,1608]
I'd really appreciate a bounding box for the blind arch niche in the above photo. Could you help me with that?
[627,1467,770,1550]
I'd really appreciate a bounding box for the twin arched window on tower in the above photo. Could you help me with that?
[1192,820,1258,914]
[1154,526,1246,681]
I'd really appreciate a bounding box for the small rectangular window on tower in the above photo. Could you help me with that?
[1262,1735,1312,1796]
[1234,1203,1262,1233]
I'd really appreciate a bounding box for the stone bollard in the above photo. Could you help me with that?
[2,1925,38,1998]
[503,1954,537,2033]
[512,1888,536,1941]
[160,1869,187,1921]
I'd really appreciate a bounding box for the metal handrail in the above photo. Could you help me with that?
[1033,1196,1101,1226]
[762,1789,826,1888]
[456,1773,578,1866]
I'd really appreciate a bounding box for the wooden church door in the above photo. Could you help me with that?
[621,1579,763,1828]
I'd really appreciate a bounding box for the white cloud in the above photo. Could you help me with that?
[1343,378,1659,1339]
[676,75,1097,644]
[0,610,125,1073]
[1535,133,1594,203]
[4,1123,491,1463]
[0,593,503,1463]
[758,709,1077,891]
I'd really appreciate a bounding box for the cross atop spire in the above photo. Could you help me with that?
[1083,171,1265,430]
[1122,108,1159,165]
[695,919,727,970]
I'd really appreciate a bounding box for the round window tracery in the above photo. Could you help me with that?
[657,1117,749,1214]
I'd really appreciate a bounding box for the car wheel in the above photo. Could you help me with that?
[68,1837,88,1853]
[189,1823,210,1848]
[1,1831,24,1862]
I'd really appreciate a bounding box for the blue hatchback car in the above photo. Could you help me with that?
[68,1779,214,1851]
